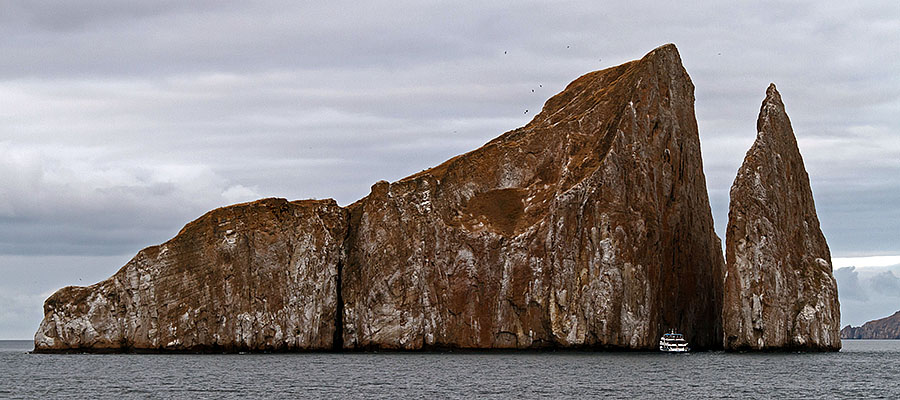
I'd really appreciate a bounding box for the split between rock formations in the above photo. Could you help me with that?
[34,44,840,353]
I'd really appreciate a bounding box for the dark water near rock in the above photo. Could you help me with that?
[2,340,898,398]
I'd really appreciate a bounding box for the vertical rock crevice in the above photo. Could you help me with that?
[332,258,344,351]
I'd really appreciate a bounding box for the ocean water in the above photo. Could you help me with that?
[1,340,898,398]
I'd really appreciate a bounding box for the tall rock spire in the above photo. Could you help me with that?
[723,84,841,351]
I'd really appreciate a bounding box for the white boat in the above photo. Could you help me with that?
[659,330,690,352]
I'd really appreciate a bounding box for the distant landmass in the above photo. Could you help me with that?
[841,311,900,339]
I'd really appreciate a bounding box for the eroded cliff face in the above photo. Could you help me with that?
[723,84,841,351]
[35,198,347,352]
[35,44,731,353]
[341,44,724,350]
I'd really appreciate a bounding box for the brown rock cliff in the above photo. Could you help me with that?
[341,44,725,350]
[722,84,841,351]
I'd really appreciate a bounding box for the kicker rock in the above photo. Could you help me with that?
[722,84,841,351]
[341,44,725,350]
[34,198,347,352]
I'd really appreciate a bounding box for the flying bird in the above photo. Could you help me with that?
[524,109,528,114]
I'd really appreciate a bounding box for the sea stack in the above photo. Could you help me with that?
[340,44,724,350]
[722,84,841,351]
[35,44,726,352]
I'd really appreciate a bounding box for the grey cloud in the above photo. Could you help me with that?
[0,254,132,339]
[834,267,869,301]
[1,1,230,32]
[834,265,900,326]
[0,142,263,256]
[871,271,900,298]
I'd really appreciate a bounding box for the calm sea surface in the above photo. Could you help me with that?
[1,340,898,398]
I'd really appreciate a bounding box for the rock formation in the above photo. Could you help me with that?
[841,311,900,339]
[35,44,741,352]
[341,44,724,350]
[35,198,347,352]
[722,84,841,351]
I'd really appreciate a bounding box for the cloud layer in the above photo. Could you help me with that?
[834,265,900,327]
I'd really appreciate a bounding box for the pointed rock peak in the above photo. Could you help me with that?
[529,43,690,130]
[644,43,681,60]
[756,83,793,142]
[631,43,686,79]
[634,43,684,72]
[762,83,785,110]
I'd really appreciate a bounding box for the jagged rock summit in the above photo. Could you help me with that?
[722,84,841,351]
[841,311,900,339]
[35,44,727,352]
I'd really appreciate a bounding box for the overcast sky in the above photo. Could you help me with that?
[1,1,898,339]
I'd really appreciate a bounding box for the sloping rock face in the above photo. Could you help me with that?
[34,198,347,352]
[841,311,900,339]
[341,44,724,350]
[723,84,841,351]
